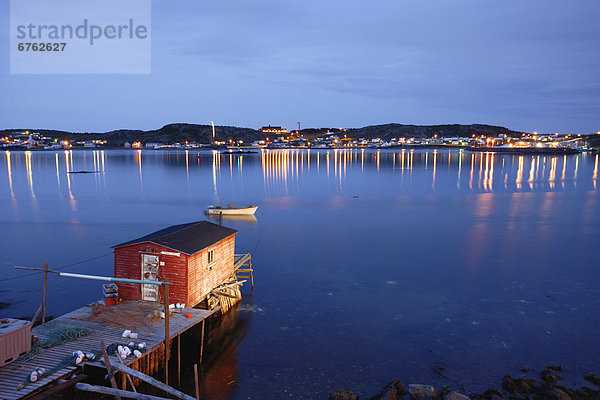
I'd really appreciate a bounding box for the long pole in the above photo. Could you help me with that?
[211,121,215,143]
[14,267,171,286]
[42,260,48,325]
[199,319,205,372]
[106,362,195,400]
[101,341,122,400]
[164,281,170,388]
[74,383,168,400]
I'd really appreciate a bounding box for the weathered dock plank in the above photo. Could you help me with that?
[0,301,217,400]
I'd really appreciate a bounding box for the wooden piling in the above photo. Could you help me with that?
[116,351,137,393]
[42,260,48,324]
[249,260,254,290]
[193,364,199,400]
[164,281,170,387]
[177,334,181,387]
[199,319,205,371]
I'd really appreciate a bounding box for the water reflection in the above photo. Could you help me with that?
[136,149,143,189]
[206,214,258,225]
[65,151,76,209]
[213,150,220,198]
[25,151,35,199]
[1,149,599,398]
[55,153,61,189]
[1,150,598,210]
[194,303,250,400]
[92,150,107,188]
[432,149,437,189]
[5,151,15,200]
[594,153,598,191]
[253,149,596,194]
[457,151,462,189]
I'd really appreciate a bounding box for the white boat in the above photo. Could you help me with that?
[205,205,258,215]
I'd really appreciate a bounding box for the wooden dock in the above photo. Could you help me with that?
[0,301,218,400]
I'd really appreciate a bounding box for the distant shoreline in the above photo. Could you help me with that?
[465,147,582,155]
[2,145,594,154]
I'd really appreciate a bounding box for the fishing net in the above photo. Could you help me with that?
[20,325,92,362]
[83,302,163,331]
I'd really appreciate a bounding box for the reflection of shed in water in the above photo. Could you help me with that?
[200,342,238,399]
[113,221,240,307]
[198,303,251,400]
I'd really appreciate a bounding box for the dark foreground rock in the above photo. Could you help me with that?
[584,373,600,386]
[370,379,408,400]
[331,366,600,400]
[407,384,437,399]
[329,388,359,400]
[443,392,470,400]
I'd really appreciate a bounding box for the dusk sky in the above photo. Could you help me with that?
[1,0,599,134]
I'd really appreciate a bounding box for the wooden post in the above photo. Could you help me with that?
[177,334,181,387]
[249,260,254,290]
[42,260,48,324]
[193,364,200,400]
[116,350,137,393]
[101,341,122,400]
[199,319,205,370]
[121,371,126,391]
[164,282,170,387]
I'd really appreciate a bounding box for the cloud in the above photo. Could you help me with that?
[0,0,599,132]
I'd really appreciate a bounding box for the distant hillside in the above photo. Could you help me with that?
[0,124,261,146]
[102,124,260,146]
[344,123,522,140]
[1,122,525,146]
[586,135,600,148]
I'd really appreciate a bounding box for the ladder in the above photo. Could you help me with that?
[233,253,254,290]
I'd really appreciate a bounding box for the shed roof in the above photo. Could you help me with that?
[113,221,237,255]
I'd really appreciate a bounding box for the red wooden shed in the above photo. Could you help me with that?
[112,221,237,307]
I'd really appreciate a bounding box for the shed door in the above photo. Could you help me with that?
[141,254,159,302]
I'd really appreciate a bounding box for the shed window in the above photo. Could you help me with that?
[207,250,215,265]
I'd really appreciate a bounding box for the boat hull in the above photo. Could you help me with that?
[206,206,258,215]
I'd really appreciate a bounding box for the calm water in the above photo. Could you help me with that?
[1,148,599,398]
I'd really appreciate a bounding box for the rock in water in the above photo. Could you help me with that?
[408,384,437,399]
[584,373,600,386]
[537,385,571,400]
[475,388,505,400]
[370,379,408,400]
[329,388,359,400]
[541,367,563,383]
[501,374,537,396]
[444,392,470,400]
[575,387,599,398]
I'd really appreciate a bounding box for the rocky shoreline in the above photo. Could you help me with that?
[330,366,600,400]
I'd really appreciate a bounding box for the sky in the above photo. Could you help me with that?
[1,0,599,134]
